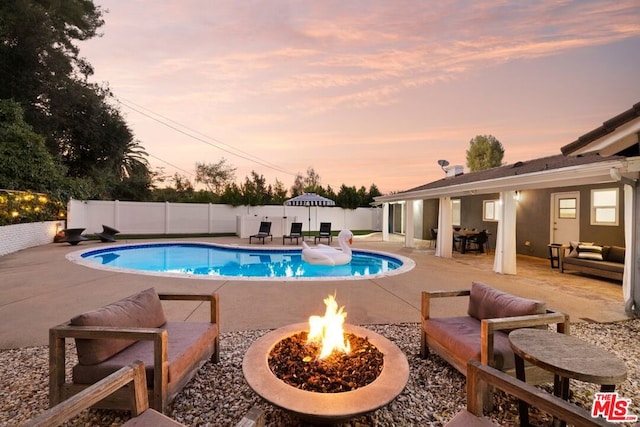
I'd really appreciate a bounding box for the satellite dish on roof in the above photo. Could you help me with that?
[437,159,450,172]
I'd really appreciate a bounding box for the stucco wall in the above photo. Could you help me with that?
[458,194,499,252]
[579,183,625,246]
[452,183,625,260]
[422,199,439,240]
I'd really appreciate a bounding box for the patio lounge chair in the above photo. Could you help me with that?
[283,222,303,245]
[314,222,332,244]
[250,221,272,244]
[95,224,120,242]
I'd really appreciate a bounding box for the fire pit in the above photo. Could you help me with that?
[242,296,409,423]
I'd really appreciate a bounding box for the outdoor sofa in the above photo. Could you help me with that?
[559,243,625,282]
[49,288,220,414]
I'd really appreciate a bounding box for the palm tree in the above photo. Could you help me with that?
[120,139,149,179]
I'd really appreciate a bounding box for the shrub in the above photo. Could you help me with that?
[0,191,65,226]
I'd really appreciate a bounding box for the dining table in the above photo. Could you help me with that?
[453,229,480,254]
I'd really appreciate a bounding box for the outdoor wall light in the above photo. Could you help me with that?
[514,191,521,201]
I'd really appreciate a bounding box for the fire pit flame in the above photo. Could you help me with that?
[307,294,351,359]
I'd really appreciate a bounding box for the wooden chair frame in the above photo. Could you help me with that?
[421,289,569,408]
[29,360,265,427]
[445,360,614,426]
[27,361,149,427]
[49,293,219,414]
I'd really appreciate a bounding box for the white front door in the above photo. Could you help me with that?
[550,191,580,245]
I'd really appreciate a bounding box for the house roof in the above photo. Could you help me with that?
[403,154,621,193]
[561,101,640,156]
[375,101,640,204]
[376,153,627,203]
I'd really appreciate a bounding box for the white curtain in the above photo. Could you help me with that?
[405,200,415,248]
[623,185,633,313]
[493,191,517,274]
[436,196,453,258]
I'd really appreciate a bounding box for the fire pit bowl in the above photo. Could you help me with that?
[242,322,409,423]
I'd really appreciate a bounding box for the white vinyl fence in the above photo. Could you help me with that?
[67,200,383,238]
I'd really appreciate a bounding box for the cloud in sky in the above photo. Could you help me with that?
[81,0,640,193]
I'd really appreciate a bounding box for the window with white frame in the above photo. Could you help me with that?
[558,197,577,219]
[483,200,499,221]
[452,199,461,226]
[591,188,619,226]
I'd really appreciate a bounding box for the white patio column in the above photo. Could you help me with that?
[493,191,517,274]
[436,196,453,258]
[404,199,415,248]
[382,203,389,242]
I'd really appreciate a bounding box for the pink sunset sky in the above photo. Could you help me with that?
[79,0,640,194]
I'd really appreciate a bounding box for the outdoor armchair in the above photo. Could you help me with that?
[421,282,569,407]
[49,288,220,414]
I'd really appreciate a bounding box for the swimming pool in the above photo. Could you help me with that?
[69,242,414,280]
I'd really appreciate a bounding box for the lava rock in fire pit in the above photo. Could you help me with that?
[269,331,384,393]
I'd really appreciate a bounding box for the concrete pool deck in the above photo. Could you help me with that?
[0,234,630,349]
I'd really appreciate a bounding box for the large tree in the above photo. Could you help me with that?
[0,99,66,192]
[466,135,505,172]
[0,1,103,105]
[0,1,153,200]
[195,159,237,195]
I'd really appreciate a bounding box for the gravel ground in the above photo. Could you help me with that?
[1,320,638,427]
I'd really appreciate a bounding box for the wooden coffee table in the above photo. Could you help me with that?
[509,328,627,426]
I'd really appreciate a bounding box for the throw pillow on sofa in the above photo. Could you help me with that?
[577,244,604,261]
[568,241,594,257]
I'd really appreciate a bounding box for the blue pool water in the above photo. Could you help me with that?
[76,243,409,280]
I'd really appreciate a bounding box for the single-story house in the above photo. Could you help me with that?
[375,102,640,317]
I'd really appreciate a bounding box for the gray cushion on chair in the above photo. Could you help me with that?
[71,288,167,365]
[72,321,219,386]
[423,316,516,370]
[467,281,545,320]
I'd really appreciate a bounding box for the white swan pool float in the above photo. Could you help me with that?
[302,229,353,266]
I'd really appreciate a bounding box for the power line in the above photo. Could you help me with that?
[147,153,195,178]
[116,97,299,178]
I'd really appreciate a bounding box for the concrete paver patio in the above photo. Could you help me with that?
[0,234,629,349]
